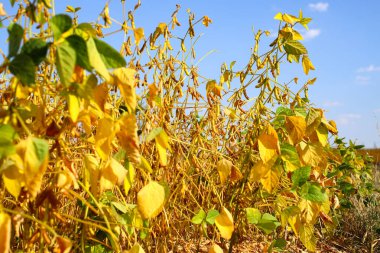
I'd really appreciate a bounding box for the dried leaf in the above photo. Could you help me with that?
[208,244,223,253]
[258,124,280,163]
[113,68,136,111]
[116,113,140,164]
[216,158,232,184]
[285,116,306,145]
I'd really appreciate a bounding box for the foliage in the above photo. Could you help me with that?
[0,1,375,252]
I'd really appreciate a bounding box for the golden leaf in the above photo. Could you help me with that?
[206,80,223,98]
[68,94,81,123]
[258,124,280,163]
[95,117,117,160]
[216,158,232,184]
[302,55,315,75]
[230,165,243,182]
[260,166,280,193]
[285,116,306,145]
[137,181,166,219]
[202,16,212,27]
[0,212,11,253]
[299,199,320,225]
[125,244,145,253]
[84,155,100,197]
[116,113,140,164]
[249,157,276,182]
[93,82,109,112]
[155,129,171,166]
[1,154,24,199]
[299,224,316,252]
[316,125,328,147]
[123,161,135,195]
[99,158,127,194]
[55,236,72,253]
[113,68,136,111]
[215,207,234,240]
[133,28,144,45]
[282,13,299,25]
[298,141,324,167]
[209,244,223,253]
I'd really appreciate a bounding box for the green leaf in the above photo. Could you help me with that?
[205,209,219,225]
[10,0,16,7]
[21,38,48,65]
[77,23,97,37]
[7,23,24,57]
[280,143,301,172]
[145,127,163,142]
[49,14,72,40]
[9,54,36,86]
[66,35,91,70]
[32,138,49,164]
[268,238,286,253]
[300,182,327,203]
[257,213,280,234]
[0,124,17,159]
[283,40,307,56]
[292,166,311,187]
[191,209,206,225]
[94,38,126,69]
[246,208,261,224]
[56,40,76,86]
[111,201,128,213]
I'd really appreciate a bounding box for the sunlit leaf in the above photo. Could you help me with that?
[260,165,281,193]
[208,244,223,253]
[206,80,223,97]
[285,116,306,145]
[49,14,72,40]
[249,158,276,182]
[246,208,261,224]
[0,212,11,253]
[258,124,280,163]
[316,125,328,147]
[94,38,126,69]
[86,37,110,81]
[298,198,320,224]
[155,129,171,166]
[68,94,81,123]
[302,55,315,75]
[66,35,91,70]
[125,244,145,253]
[298,141,323,167]
[216,158,232,184]
[282,13,299,25]
[256,213,280,234]
[299,224,316,252]
[56,40,76,87]
[99,158,127,193]
[113,68,136,111]
[283,40,307,56]
[137,181,166,219]
[95,117,117,160]
[215,207,234,240]
[191,209,206,224]
[280,143,301,172]
[1,154,23,198]
[300,182,328,203]
[206,209,219,225]
[292,166,311,188]
[134,27,144,45]
[84,155,100,197]
[116,113,140,164]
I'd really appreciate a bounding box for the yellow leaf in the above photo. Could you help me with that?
[258,124,280,163]
[95,117,117,160]
[133,28,144,45]
[125,244,145,253]
[0,212,11,253]
[68,94,81,123]
[302,55,315,75]
[84,155,100,197]
[202,16,212,27]
[113,68,136,111]
[298,199,320,225]
[1,154,24,198]
[298,141,324,167]
[209,244,223,253]
[139,155,153,173]
[155,129,171,166]
[93,82,109,112]
[0,3,7,16]
[216,158,232,184]
[87,37,111,82]
[249,158,276,182]
[215,207,234,240]
[206,80,223,97]
[116,113,140,164]
[57,170,78,190]
[316,125,328,147]
[282,13,300,25]
[123,161,135,195]
[299,224,316,252]
[99,158,127,194]
[55,236,72,253]
[137,181,166,219]
[260,166,280,193]
[274,12,283,21]
[285,116,306,145]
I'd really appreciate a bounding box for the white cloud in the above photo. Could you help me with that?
[337,114,361,125]
[309,2,329,12]
[323,101,342,107]
[355,75,370,85]
[301,29,321,40]
[357,64,380,73]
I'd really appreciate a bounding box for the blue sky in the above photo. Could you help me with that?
[1,1,380,147]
